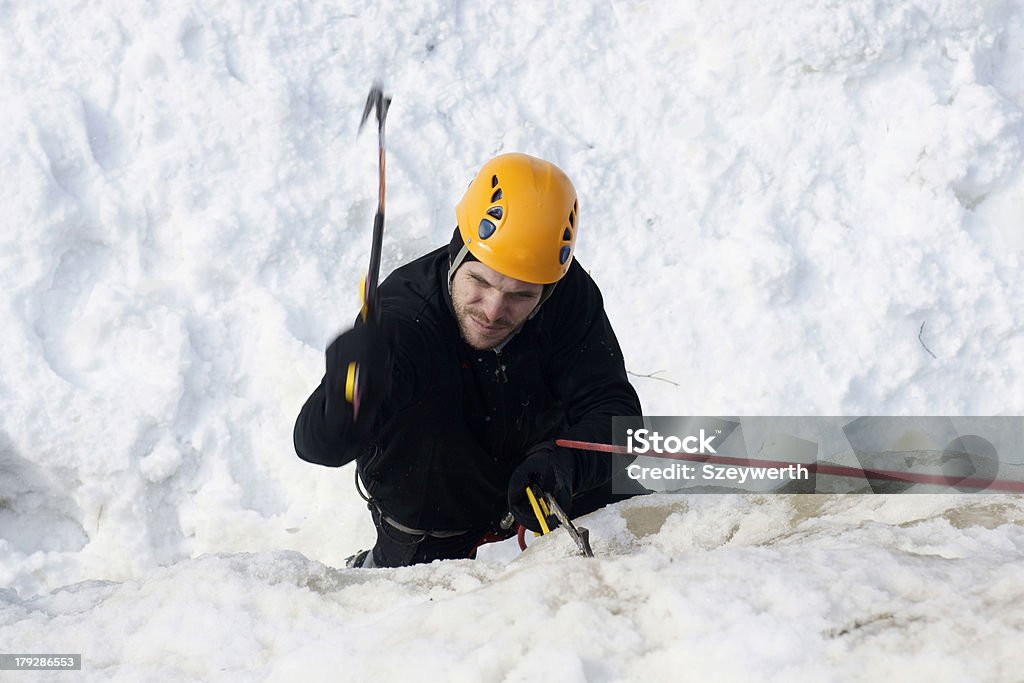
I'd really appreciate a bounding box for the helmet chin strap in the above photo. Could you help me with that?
[494,282,556,352]
[529,282,558,319]
[447,244,471,295]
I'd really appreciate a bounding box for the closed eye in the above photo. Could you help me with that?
[469,273,493,289]
[469,272,539,299]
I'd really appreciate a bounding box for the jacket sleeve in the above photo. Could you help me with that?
[293,313,422,468]
[545,262,643,493]
[293,375,363,467]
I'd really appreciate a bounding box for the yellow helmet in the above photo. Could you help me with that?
[455,153,578,285]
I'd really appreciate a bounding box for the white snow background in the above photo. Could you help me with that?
[2,0,1024,680]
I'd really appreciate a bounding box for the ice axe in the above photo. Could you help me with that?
[356,82,391,325]
[522,484,594,558]
[345,82,392,417]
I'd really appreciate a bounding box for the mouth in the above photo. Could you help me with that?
[470,316,508,337]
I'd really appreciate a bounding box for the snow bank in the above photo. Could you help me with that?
[1,0,1023,679]
[3,495,1023,681]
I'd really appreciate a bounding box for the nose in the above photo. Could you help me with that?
[480,291,506,322]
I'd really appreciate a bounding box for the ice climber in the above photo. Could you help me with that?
[294,153,643,567]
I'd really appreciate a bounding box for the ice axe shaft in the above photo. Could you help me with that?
[346,83,392,418]
[358,83,391,325]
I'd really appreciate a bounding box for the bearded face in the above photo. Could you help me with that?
[450,261,543,350]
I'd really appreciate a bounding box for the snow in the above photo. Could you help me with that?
[1,0,1023,680]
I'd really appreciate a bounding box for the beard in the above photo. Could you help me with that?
[452,299,517,350]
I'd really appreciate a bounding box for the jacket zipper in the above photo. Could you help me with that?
[494,349,508,383]
[494,348,509,472]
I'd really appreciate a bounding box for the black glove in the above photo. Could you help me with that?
[508,442,576,532]
[324,322,392,437]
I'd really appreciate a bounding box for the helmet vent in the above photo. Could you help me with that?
[562,228,571,241]
[491,188,503,202]
[491,175,499,188]
[479,219,497,240]
[487,206,504,220]
[559,245,571,265]
[568,210,575,228]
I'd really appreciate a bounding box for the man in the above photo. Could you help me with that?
[294,153,642,568]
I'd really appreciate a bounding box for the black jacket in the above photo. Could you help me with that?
[294,245,642,531]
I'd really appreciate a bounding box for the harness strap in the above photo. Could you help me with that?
[355,468,474,538]
[380,513,470,538]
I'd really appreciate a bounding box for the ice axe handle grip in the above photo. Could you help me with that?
[525,485,552,535]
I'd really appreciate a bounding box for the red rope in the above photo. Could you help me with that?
[555,438,1024,493]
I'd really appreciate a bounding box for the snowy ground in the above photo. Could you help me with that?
[1,0,1023,680]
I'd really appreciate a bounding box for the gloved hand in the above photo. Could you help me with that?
[508,442,576,533]
[324,322,392,436]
